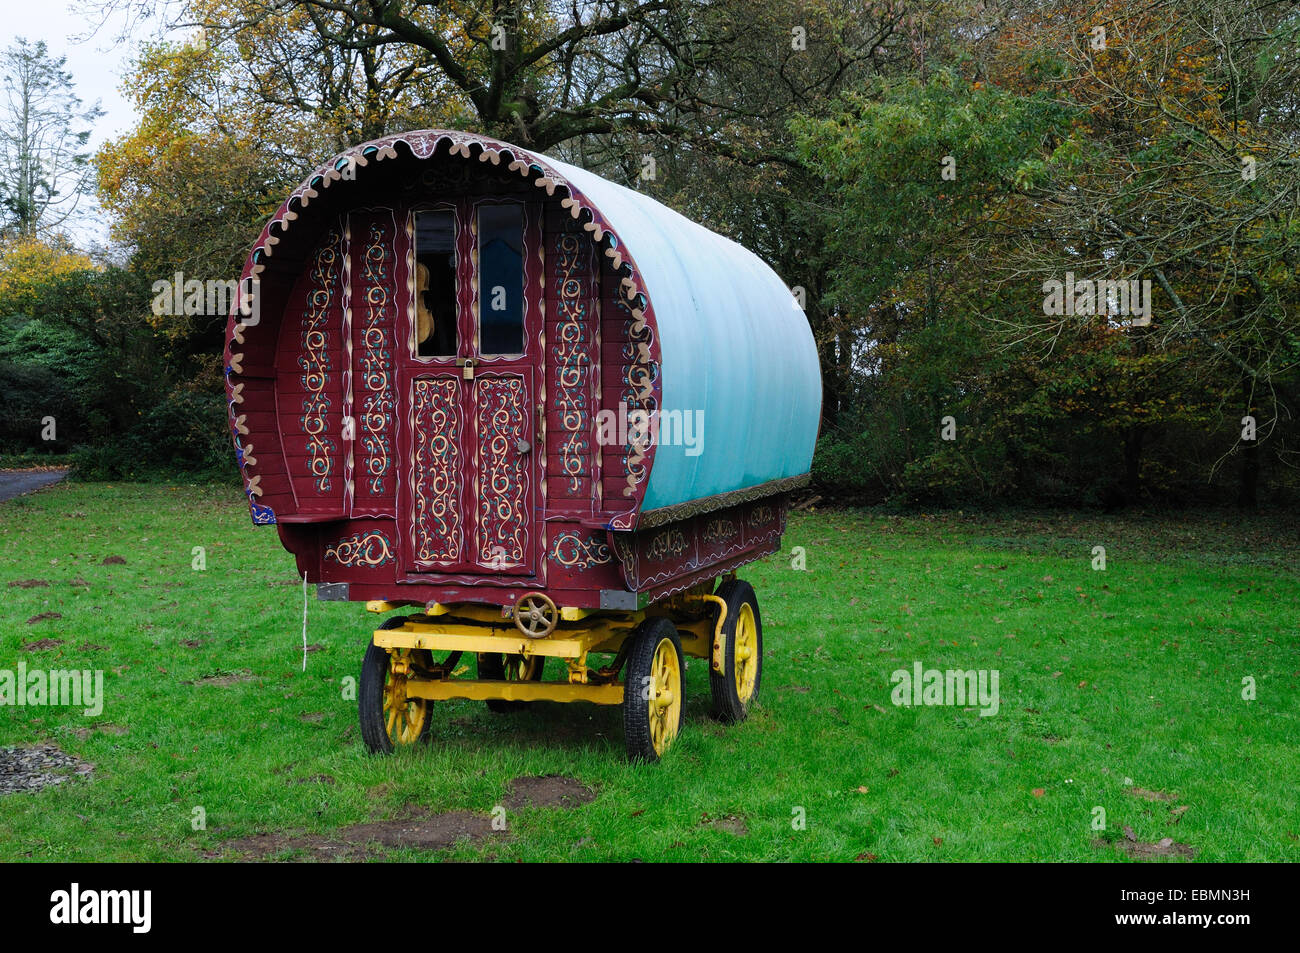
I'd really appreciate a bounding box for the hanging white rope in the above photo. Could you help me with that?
[301,572,309,672]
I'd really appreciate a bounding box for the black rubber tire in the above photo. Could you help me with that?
[477,653,545,713]
[622,617,686,762]
[709,579,763,724]
[358,617,433,753]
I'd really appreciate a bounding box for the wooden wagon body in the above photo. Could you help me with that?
[224,130,821,759]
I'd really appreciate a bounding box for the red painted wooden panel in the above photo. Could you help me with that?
[599,340,646,367]
[348,208,402,513]
[318,518,399,582]
[543,227,600,514]
[544,276,599,301]
[275,220,348,514]
[546,320,598,346]
[409,375,465,570]
[547,475,596,499]
[236,361,277,379]
[471,372,534,573]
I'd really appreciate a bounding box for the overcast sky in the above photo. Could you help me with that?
[0,0,181,244]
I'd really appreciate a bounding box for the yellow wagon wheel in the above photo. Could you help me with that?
[709,579,763,724]
[477,652,545,713]
[513,592,558,638]
[359,617,435,753]
[623,617,685,762]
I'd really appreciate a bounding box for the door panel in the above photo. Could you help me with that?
[471,370,534,574]
[409,374,465,570]
[400,197,541,578]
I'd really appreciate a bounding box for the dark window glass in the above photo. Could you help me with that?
[414,210,457,358]
[477,204,524,355]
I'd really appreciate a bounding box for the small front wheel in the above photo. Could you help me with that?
[359,617,433,753]
[623,617,685,762]
[477,653,545,713]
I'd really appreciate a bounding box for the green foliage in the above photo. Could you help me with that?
[795,53,1297,508]
[67,386,230,482]
[0,246,228,479]
[792,70,1076,310]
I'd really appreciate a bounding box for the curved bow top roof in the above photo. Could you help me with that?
[233,130,821,522]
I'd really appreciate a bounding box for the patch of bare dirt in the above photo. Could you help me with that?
[1094,826,1195,860]
[700,813,749,835]
[21,637,63,649]
[1125,786,1176,802]
[8,579,49,589]
[222,809,498,861]
[102,556,126,565]
[504,775,596,809]
[189,671,256,686]
[0,743,94,795]
[73,724,129,740]
[24,614,62,626]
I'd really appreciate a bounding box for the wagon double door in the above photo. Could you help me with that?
[397,198,542,577]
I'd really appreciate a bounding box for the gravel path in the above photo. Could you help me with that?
[0,744,94,796]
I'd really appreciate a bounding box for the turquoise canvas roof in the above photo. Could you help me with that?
[546,157,822,513]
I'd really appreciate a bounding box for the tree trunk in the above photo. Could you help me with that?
[1122,428,1144,501]
[1239,377,1259,509]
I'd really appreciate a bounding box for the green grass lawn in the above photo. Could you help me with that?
[1,483,1297,861]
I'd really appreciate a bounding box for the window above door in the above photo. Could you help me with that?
[476,202,525,357]
[413,209,457,359]
[409,199,532,363]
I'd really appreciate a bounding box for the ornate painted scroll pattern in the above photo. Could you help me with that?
[702,517,736,544]
[299,228,341,492]
[617,296,655,496]
[549,531,612,570]
[644,527,689,561]
[475,375,529,569]
[412,377,463,564]
[325,531,395,568]
[358,220,395,496]
[552,233,591,493]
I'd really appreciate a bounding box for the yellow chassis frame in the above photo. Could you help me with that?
[366,589,730,706]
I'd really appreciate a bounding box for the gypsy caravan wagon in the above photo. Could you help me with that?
[224,130,821,760]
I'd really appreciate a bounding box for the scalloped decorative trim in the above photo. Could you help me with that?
[225,129,663,528]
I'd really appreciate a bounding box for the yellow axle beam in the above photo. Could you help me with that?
[373,619,638,659]
[404,679,624,705]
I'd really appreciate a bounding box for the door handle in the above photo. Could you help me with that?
[516,438,532,455]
